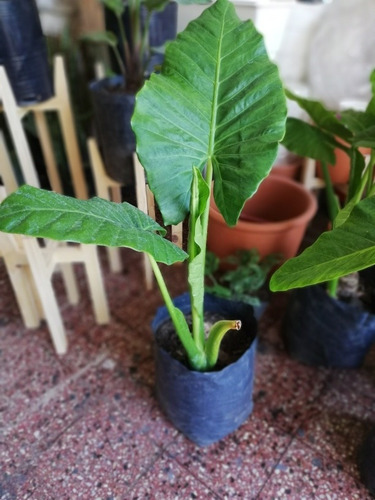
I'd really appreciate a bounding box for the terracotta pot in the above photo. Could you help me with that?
[271,157,302,180]
[207,175,317,261]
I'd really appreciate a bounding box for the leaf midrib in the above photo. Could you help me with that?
[208,1,228,162]
[1,204,161,233]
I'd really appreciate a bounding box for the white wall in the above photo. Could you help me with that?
[177,0,296,60]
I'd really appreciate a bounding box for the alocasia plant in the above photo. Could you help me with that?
[0,0,286,370]
[270,70,375,295]
[82,0,208,91]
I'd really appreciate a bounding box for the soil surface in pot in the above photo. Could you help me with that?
[155,311,255,370]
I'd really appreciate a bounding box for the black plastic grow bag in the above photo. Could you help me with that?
[0,0,52,105]
[152,293,257,446]
[90,76,136,184]
[284,285,375,368]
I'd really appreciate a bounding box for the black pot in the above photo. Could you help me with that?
[358,428,375,496]
[147,2,178,48]
[90,76,136,184]
[152,293,257,446]
[284,285,375,368]
[146,2,178,71]
[0,0,53,105]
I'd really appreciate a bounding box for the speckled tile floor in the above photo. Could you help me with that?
[1,243,375,500]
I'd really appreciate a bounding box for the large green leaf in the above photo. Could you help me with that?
[270,196,375,291]
[0,185,187,265]
[132,0,286,226]
[281,117,337,164]
[99,0,124,16]
[339,109,375,136]
[285,89,351,141]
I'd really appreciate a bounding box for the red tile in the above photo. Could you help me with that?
[167,416,291,498]
[253,351,331,434]
[296,376,375,466]
[258,439,372,500]
[1,239,374,500]
[20,408,159,499]
[128,452,219,499]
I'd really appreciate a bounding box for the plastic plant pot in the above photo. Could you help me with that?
[152,292,257,446]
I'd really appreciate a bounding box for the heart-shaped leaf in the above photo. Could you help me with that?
[132,0,286,226]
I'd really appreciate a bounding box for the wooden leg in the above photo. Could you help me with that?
[5,260,41,328]
[107,247,122,274]
[54,56,88,200]
[23,238,68,355]
[81,246,110,324]
[59,262,80,305]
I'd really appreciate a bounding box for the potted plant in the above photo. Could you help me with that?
[270,81,375,369]
[269,73,375,496]
[0,0,287,445]
[83,0,203,184]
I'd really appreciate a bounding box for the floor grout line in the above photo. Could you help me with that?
[0,351,109,436]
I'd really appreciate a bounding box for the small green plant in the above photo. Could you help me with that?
[205,249,280,306]
[81,0,207,92]
[0,0,286,371]
[270,71,375,295]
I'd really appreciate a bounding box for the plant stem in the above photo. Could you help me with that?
[140,10,151,73]
[147,253,206,368]
[147,253,180,324]
[113,44,127,80]
[188,160,214,351]
[116,12,131,80]
[350,150,375,202]
[327,276,339,298]
[320,161,341,297]
[366,150,375,196]
[320,160,340,224]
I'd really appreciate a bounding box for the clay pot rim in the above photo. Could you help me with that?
[209,175,317,233]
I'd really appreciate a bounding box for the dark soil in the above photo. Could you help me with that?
[155,311,254,370]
